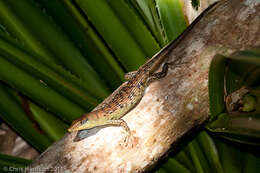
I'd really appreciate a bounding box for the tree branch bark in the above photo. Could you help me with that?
[28,0,260,172]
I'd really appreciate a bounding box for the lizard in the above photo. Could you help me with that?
[68,2,219,140]
[68,52,170,134]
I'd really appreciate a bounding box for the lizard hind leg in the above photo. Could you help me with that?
[148,63,169,83]
[107,119,132,146]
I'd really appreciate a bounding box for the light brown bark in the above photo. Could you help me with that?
[28,0,260,172]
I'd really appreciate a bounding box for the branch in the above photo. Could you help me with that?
[28,0,260,172]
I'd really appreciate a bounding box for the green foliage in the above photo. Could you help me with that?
[36,0,125,89]
[0,0,110,99]
[155,0,187,43]
[0,0,259,172]
[0,154,31,173]
[0,84,52,151]
[207,49,260,146]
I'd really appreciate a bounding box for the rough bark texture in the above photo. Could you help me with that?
[28,0,260,172]
[0,123,39,160]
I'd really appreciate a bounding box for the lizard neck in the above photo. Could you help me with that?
[140,47,168,74]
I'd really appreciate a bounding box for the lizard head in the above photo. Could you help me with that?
[68,111,105,132]
[68,115,88,132]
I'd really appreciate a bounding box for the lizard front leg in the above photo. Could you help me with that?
[106,119,132,145]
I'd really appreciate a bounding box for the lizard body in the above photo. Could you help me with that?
[68,55,169,133]
[68,2,219,134]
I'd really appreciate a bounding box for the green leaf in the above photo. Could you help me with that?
[155,0,187,43]
[208,49,260,145]
[0,0,58,63]
[0,0,110,99]
[174,151,194,171]
[215,139,243,173]
[227,49,260,86]
[243,152,260,173]
[0,153,31,172]
[156,168,168,173]
[75,0,148,71]
[187,138,211,173]
[208,54,226,119]
[208,113,260,146]
[228,49,260,66]
[129,0,166,46]
[29,102,68,141]
[36,0,125,89]
[162,158,191,173]
[0,84,52,151]
[197,131,224,173]
[0,56,85,123]
[0,32,100,110]
[7,87,68,141]
[225,60,245,94]
[108,0,160,57]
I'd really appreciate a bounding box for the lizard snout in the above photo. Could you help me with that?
[68,115,88,132]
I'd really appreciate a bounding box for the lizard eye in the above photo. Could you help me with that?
[81,118,88,125]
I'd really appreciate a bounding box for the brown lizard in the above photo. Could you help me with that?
[68,53,170,134]
[68,2,219,140]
